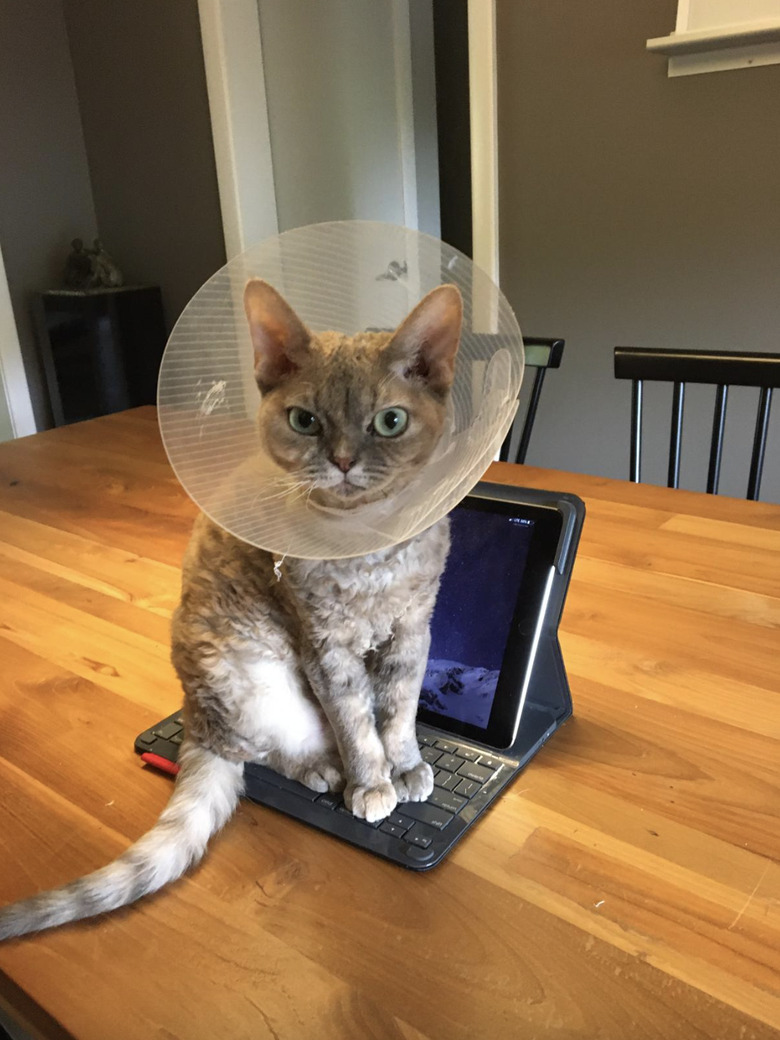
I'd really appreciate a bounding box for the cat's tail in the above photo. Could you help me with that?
[0,739,244,941]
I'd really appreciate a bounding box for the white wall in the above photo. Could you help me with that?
[0,376,13,443]
[0,243,36,442]
[256,0,438,233]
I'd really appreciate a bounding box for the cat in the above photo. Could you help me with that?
[0,278,462,940]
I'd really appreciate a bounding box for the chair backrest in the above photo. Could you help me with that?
[614,346,780,500]
[499,337,565,464]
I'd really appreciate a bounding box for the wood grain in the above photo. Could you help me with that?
[0,408,777,1040]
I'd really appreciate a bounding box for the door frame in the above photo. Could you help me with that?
[197,0,278,259]
[468,0,499,284]
[0,243,36,438]
[197,0,427,253]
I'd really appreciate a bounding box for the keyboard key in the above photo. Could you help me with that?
[434,739,459,754]
[402,822,436,848]
[428,788,467,814]
[380,822,408,839]
[435,772,461,792]
[136,734,156,747]
[418,733,438,746]
[316,793,340,810]
[173,716,184,726]
[478,755,503,771]
[457,762,494,784]
[455,778,481,799]
[270,773,321,801]
[397,801,454,830]
[153,721,183,741]
[421,746,442,765]
[436,753,465,773]
[170,733,183,745]
[388,812,411,830]
[456,747,480,761]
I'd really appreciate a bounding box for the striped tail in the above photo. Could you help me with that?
[0,741,244,941]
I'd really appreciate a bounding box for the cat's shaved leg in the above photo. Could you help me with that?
[303,641,397,823]
[374,620,435,803]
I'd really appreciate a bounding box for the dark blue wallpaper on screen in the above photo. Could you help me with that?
[420,507,534,729]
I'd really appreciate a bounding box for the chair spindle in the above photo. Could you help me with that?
[668,381,685,489]
[706,384,728,494]
[630,379,643,482]
[515,367,548,465]
[747,386,773,501]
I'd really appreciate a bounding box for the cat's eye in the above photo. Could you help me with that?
[288,407,321,435]
[372,407,409,438]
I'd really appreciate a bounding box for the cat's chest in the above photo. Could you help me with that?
[281,519,449,650]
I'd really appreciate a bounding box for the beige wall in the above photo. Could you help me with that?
[64,0,226,328]
[497,0,780,503]
[0,0,98,429]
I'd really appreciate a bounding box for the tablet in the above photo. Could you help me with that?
[418,495,565,748]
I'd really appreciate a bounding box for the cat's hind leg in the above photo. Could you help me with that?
[239,657,345,793]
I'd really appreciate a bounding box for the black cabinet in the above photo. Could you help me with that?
[33,286,167,426]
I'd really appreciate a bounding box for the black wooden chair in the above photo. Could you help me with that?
[614,347,780,500]
[499,337,565,464]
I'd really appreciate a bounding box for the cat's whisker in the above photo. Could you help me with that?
[291,481,315,504]
[261,479,311,502]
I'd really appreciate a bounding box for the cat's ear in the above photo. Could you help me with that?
[385,285,462,395]
[244,279,310,392]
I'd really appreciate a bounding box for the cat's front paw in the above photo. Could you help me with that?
[345,780,397,823]
[301,762,344,794]
[393,760,434,803]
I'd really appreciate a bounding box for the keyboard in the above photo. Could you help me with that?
[134,713,522,869]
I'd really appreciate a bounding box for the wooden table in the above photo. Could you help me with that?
[0,407,778,1040]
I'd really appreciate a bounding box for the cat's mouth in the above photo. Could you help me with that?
[309,471,396,509]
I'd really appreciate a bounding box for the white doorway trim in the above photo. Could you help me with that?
[198,0,430,250]
[391,0,419,231]
[468,0,499,284]
[0,243,36,438]
[197,0,278,259]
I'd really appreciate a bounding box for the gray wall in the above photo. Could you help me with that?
[497,0,780,502]
[0,0,98,429]
[64,0,226,328]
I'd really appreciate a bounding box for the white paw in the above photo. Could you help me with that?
[393,760,434,803]
[345,780,397,823]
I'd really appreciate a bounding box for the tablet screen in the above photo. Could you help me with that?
[421,508,533,728]
[417,494,562,747]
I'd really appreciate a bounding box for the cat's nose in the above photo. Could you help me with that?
[331,455,355,473]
